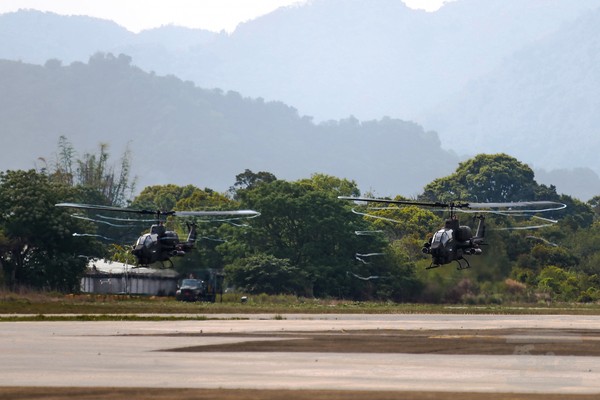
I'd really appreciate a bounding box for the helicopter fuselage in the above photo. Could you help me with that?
[131,223,196,267]
[422,217,484,269]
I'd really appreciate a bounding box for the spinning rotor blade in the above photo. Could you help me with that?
[465,201,566,213]
[56,203,174,216]
[347,271,386,281]
[56,203,260,218]
[339,197,566,213]
[338,196,451,208]
[173,210,260,217]
[96,215,156,223]
[351,208,403,224]
[68,214,138,228]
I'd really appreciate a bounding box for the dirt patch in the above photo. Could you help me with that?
[0,387,598,400]
[161,328,600,356]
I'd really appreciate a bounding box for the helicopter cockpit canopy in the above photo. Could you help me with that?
[150,224,166,236]
[135,233,156,247]
[432,229,452,247]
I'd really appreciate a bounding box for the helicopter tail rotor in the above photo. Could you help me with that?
[474,214,485,239]
[185,221,198,245]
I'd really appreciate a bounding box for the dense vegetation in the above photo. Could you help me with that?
[1,140,599,304]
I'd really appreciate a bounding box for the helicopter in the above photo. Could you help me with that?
[338,197,566,270]
[56,202,260,267]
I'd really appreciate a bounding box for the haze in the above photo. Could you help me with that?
[0,0,451,32]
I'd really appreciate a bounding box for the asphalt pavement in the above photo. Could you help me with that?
[1,314,599,394]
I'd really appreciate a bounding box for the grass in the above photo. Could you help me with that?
[3,289,600,319]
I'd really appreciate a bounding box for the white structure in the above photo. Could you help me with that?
[80,259,179,296]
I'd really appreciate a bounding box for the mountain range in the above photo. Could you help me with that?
[0,56,456,197]
[1,0,600,200]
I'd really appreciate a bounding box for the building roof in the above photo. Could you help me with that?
[86,259,180,278]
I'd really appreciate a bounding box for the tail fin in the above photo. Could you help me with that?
[474,215,485,240]
[186,222,197,245]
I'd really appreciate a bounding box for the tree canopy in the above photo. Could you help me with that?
[0,170,100,290]
[1,151,599,304]
[421,153,541,203]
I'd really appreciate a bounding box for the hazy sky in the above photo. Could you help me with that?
[0,0,451,33]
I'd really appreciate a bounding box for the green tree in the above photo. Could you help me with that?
[360,241,423,302]
[130,184,226,211]
[224,253,304,295]
[229,177,366,297]
[76,142,135,206]
[421,153,541,203]
[229,169,277,198]
[560,221,600,275]
[536,266,580,302]
[0,170,100,290]
[588,195,600,219]
[297,173,360,197]
[41,136,136,207]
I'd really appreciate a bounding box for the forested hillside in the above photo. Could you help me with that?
[0,56,457,195]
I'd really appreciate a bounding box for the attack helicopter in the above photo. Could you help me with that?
[56,202,260,267]
[338,197,566,270]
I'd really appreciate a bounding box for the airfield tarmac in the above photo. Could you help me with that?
[1,313,600,399]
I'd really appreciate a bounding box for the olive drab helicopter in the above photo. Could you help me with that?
[56,202,260,267]
[338,197,566,270]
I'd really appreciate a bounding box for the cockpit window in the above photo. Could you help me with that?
[144,235,154,246]
[135,234,147,246]
[135,234,155,247]
[432,229,452,246]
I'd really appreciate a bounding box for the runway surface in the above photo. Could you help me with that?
[1,313,600,395]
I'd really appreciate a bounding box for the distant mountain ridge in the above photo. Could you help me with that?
[2,0,600,199]
[418,5,600,200]
[3,1,598,121]
[421,6,600,166]
[0,57,457,196]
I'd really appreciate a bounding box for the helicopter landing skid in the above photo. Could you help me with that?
[455,258,471,270]
[426,263,441,270]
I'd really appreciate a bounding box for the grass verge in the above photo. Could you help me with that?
[2,290,600,318]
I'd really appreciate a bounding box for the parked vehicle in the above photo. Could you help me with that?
[175,278,205,302]
[175,269,224,302]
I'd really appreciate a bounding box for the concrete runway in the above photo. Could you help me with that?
[1,314,600,394]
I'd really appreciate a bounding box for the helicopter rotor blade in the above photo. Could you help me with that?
[351,208,404,224]
[465,201,566,212]
[68,214,138,228]
[56,203,260,218]
[96,215,156,223]
[173,210,260,218]
[338,196,451,208]
[56,203,173,216]
[339,197,566,213]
